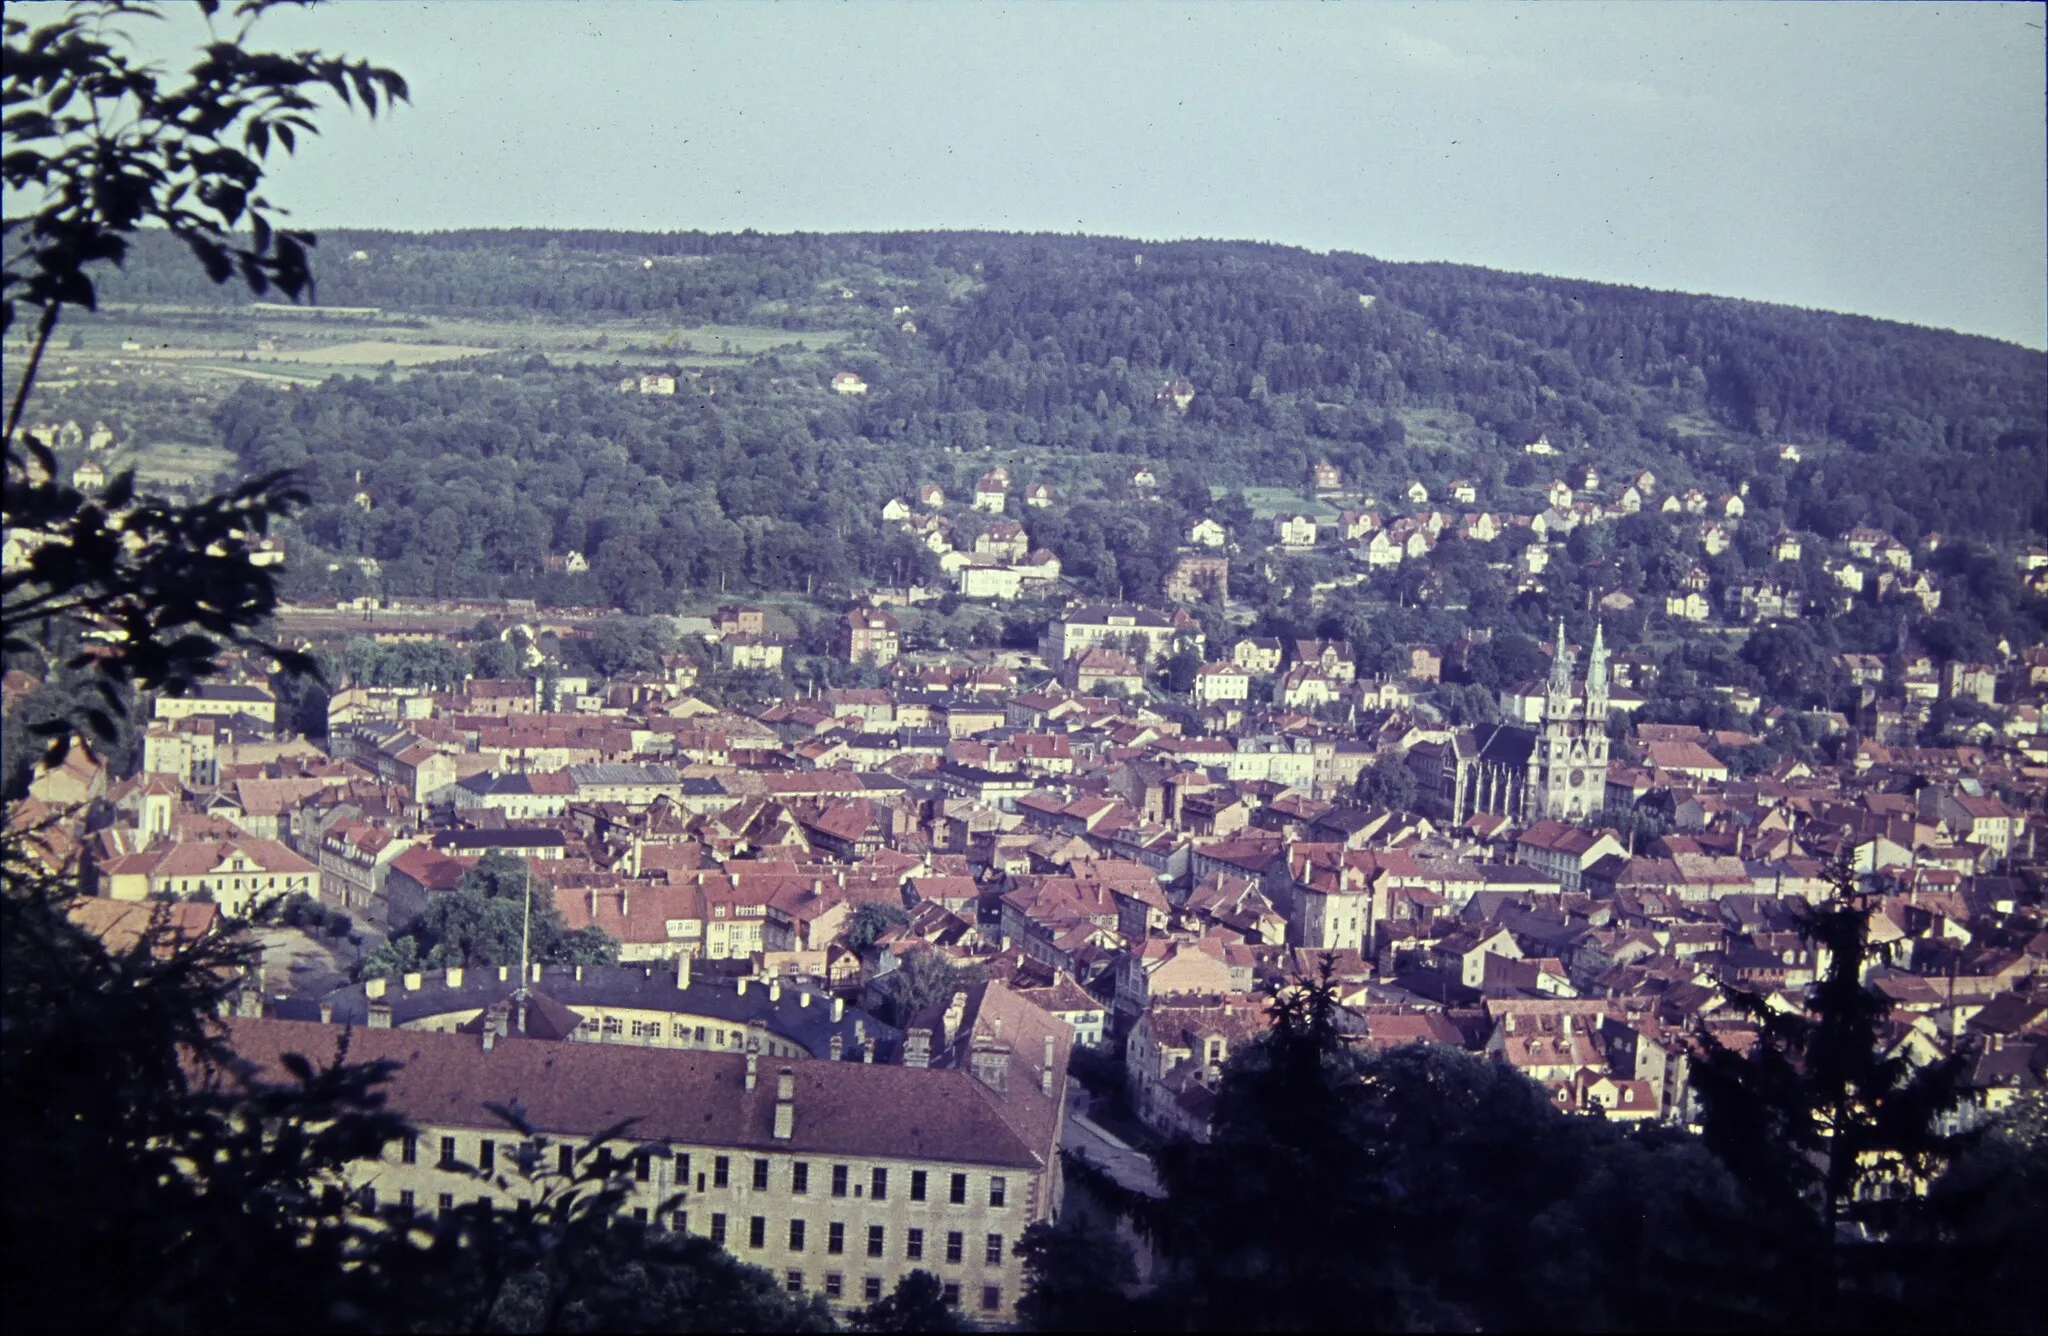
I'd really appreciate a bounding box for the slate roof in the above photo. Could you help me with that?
[310,964,896,1061]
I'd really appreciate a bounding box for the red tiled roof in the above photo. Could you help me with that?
[222,1017,1052,1169]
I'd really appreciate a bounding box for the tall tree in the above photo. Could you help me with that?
[360,853,618,978]
[1688,858,1971,1324]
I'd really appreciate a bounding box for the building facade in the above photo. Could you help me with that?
[224,992,1065,1323]
[1422,621,1611,824]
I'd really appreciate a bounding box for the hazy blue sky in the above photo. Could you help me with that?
[80,1,2048,346]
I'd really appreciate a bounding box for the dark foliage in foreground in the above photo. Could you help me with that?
[1020,925,2044,1334]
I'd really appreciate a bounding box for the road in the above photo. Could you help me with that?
[1061,1087,1163,1200]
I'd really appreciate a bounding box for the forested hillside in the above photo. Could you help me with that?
[82,228,2047,618]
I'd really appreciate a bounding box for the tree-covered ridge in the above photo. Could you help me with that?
[76,227,2047,612]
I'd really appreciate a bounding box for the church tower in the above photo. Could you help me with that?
[1525,620,1609,823]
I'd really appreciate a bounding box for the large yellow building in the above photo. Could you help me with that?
[225,994,1069,1324]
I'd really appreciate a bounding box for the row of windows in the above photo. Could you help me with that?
[799,1272,999,1312]
[593,1016,786,1051]
[401,1137,1008,1208]
[358,1187,992,1309]
[708,1214,1004,1267]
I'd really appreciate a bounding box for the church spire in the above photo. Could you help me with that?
[1548,617,1574,693]
[1586,621,1609,717]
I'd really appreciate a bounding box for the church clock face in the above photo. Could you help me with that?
[1570,768,1585,788]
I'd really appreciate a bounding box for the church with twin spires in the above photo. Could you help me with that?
[1418,621,1611,826]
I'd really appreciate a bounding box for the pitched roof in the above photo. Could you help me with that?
[222,1016,1050,1169]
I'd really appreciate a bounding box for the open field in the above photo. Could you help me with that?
[60,305,856,387]
[261,339,495,367]
[128,441,239,488]
[1230,486,1342,520]
[1394,406,1487,455]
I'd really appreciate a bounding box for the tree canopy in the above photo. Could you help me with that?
[359,852,618,979]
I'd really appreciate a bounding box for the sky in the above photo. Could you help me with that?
[50,0,2048,347]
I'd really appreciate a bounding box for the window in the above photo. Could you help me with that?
[632,1019,659,1038]
[671,1021,689,1038]
[831,1164,849,1198]
[942,1282,960,1308]
[946,1231,963,1264]
[866,1225,885,1258]
[785,1269,803,1295]
[602,1016,622,1034]
[437,1193,454,1213]
[633,1207,648,1224]
[635,1151,651,1182]
[788,1219,806,1251]
[989,1176,1006,1208]
[398,1190,415,1213]
[906,1228,924,1261]
[827,1222,845,1255]
[981,1285,1002,1312]
[870,1167,888,1201]
[400,1133,417,1165]
[863,1277,883,1303]
[710,1214,727,1246]
[714,1156,731,1189]
[986,1233,1004,1265]
[825,1273,844,1301]
[558,1145,575,1176]
[439,1136,458,1167]
[949,1173,968,1205]
[792,1161,809,1194]
[478,1139,495,1174]
[475,1197,491,1215]
[674,1152,691,1183]
[361,1187,377,1211]
[752,1158,771,1191]
[594,1147,614,1176]
[910,1170,927,1202]
[748,1216,766,1249]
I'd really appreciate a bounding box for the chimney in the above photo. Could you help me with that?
[738,978,749,996]
[482,1026,495,1051]
[575,964,584,982]
[676,952,692,990]
[774,1070,796,1139]
[589,887,598,916]
[365,976,388,999]
[862,1042,874,1064]
[318,1003,334,1024]
[402,971,423,991]
[800,989,812,1008]
[1043,1034,1056,1095]
[531,962,542,985]
[446,966,463,989]
[497,965,509,981]
[620,885,629,916]
[745,1051,759,1091]
[770,980,782,1003]
[831,996,844,1022]
[368,998,393,1029]
[830,1034,844,1060]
